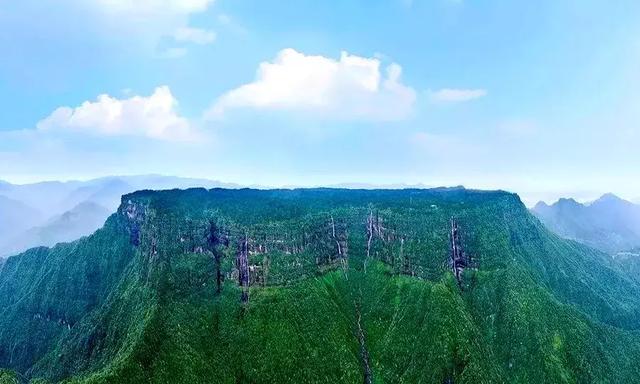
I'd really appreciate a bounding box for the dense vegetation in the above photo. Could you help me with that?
[1,187,640,383]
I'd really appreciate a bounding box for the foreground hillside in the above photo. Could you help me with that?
[1,188,640,383]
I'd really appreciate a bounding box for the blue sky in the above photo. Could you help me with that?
[1,0,639,205]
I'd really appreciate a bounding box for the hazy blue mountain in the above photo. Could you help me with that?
[0,201,111,257]
[0,175,241,257]
[56,180,130,213]
[115,175,243,192]
[0,180,87,216]
[0,195,43,241]
[56,179,135,213]
[532,194,640,253]
[0,175,240,215]
[310,182,433,189]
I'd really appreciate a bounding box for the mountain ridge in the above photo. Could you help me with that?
[0,176,245,258]
[1,188,640,382]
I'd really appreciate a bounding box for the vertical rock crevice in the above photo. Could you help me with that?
[365,209,388,273]
[122,200,146,246]
[237,236,250,303]
[330,215,349,275]
[206,220,229,295]
[355,298,372,384]
[449,218,472,287]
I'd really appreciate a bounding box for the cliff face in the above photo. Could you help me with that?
[1,188,640,383]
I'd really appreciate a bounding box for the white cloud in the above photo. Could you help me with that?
[428,88,487,102]
[96,0,214,17]
[173,27,216,44]
[89,0,217,53]
[37,86,197,141]
[206,48,417,121]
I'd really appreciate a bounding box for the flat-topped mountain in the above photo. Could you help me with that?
[1,188,640,383]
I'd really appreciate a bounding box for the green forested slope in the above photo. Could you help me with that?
[0,188,639,383]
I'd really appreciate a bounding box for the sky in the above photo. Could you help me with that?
[1,0,639,205]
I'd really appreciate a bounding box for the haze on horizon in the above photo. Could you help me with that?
[1,1,639,206]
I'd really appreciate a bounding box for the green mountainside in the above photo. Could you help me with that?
[1,188,640,383]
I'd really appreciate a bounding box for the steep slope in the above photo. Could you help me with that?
[1,188,640,383]
[0,216,136,377]
[532,194,640,253]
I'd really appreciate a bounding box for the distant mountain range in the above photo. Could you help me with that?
[0,195,43,241]
[531,193,640,254]
[0,201,111,257]
[0,175,241,257]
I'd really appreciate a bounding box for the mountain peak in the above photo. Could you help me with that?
[532,201,550,213]
[595,193,624,203]
[555,197,582,208]
[531,192,640,253]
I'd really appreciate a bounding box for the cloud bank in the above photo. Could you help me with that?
[92,0,217,56]
[207,48,417,121]
[95,0,214,17]
[37,86,197,141]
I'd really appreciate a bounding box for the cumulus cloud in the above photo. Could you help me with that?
[173,27,216,44]
[37,86,197,141]
[206,48,417,121]
[428,88,487,102]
